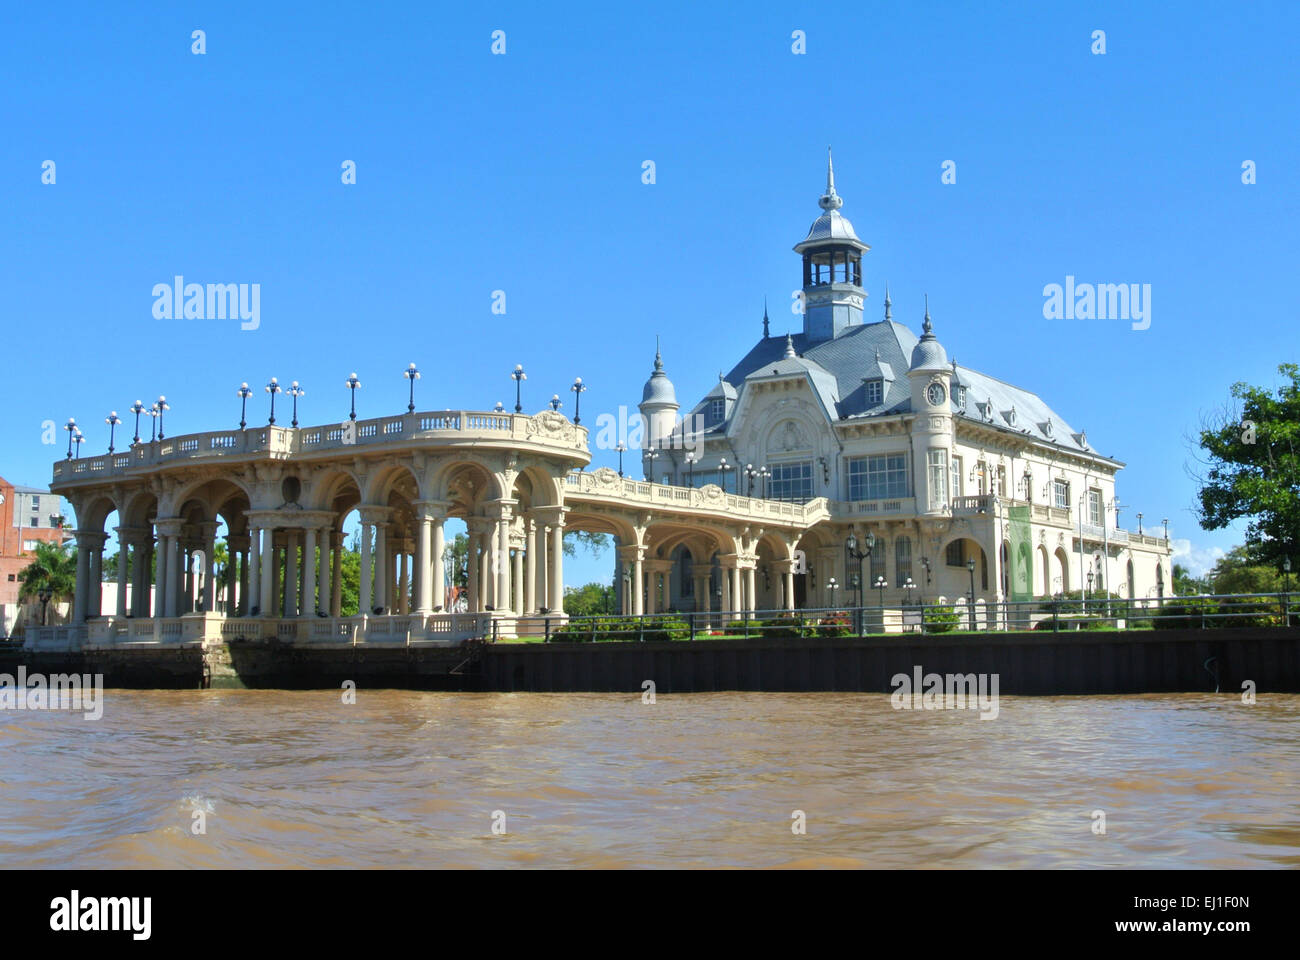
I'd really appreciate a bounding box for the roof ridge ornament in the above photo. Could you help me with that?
[784,333,797,358]
[819,146,843,212]
[921,295,934,339]
[884,283,892,322]
[763,298,770,338]
[653,334,663,372]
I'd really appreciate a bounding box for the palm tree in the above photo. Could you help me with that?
[17,541,77,625]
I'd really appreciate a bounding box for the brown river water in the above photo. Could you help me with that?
[1,691,1297,868]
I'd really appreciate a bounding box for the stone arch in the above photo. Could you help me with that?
[1054,546,1071,594]
[428,459,502,514]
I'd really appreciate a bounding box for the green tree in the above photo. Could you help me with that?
[1172,563,1210,596]
[564,581,616,617]
[1194,363,1300,569]
[337,544,361,616]
[1205,544,1285,595]
[17,541,76,625]
[563,530,609,557]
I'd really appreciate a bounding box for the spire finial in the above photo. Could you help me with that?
[819,147,843,212]
[884,282,892,322]
[784,332,796,358]
[763,298,770,338]
[921,294,934,338]
[653,335,663,372]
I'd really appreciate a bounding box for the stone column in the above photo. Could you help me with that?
[512,543,524,614]
[303,528,317,618]
[784,561,796,611]
[536,525,549,611]
[549,512,565,614]
[238,540,251,615]
[316,527,331,616]
[259,527,275,617]
[330,532,343,617]
[399,550,410,615]
[359,521,373,615]
[87,546,102,617]
[645,566,656,615]
[431,515,445,612]
[374,524,387,613]
[284,531,299,617]
[72,532,92,622]
[494,507,513,615]
[200,523,218,613]
[525,519,537,614]
[466,527,480,612]
[695,573,711,613]
[415,512,431,614]
[248,526,262,616]
[745,565,757,616]
[115,530,130,617]
[730,565,742,619]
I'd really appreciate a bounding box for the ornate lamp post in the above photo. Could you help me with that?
[105,411,121,454]
[644,448,659,482]
[966,557,979,629]
[130,400,146,444]
[148,403,159,442]
[73,429,84,458]
[919,556,932,605]
[685,452,696,487]
[570,377,586,424]
[404,363,420,413]
[1136,512,1143,536]
[288,381,305,427]
[493,401,505,413]
[745,463,757,496]
[875,574,888,608]
[902,577,918,629]
[1161,518,1169,542]
[265,377,281,424]
[64,418,77,459]
[549,394,561,412]
[236,383,252,429]
[345,372,361,421]
[155,396,169,439]
[759,465,771,499]
[718,458,732,493]
[846,531,875,634]
[511,364,527,413]
[615,443,626,478]
[826,577,838,608]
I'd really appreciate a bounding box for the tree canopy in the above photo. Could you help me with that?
[17,541,76,624]
[1194,363,1299,569]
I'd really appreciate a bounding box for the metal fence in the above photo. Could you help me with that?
[489,592,1298,642]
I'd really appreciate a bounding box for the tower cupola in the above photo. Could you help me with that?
[793,149,870,344]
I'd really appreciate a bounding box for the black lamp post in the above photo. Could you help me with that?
[404,363,420,413]
[105,411,120,455]
[236,383,252,429]
[644,448,659,482]
[685,452,696,487]
[966,558,977,629]
[73,430,84,458]
[512,364,527,413]
[826,577,838,609]
[549,394,561,412]
[902,577,918,629]
[265,377,281,424]
[288,381,304,427]
[148,404,159,442]
[64,418,77,459]
[616,443,626,478]
[846,531,874,634]
[155,396,169,439]
[1136,512,1143,536]
[745,463,757,497]
[875,575,888,608]
[345,372,361,421]
[570,377,585,424]
[1161,518,1169,541]
[718,458,732,493]
[919,556,932,605]
[130,400,146,444]
[759,465,771,499]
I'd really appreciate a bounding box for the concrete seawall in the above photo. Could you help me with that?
[1,629,1297,693]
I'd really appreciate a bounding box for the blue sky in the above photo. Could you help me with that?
[2,1,1296,584]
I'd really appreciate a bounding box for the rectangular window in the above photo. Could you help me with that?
[895,536,913,585]
[23,540,38,552]
[951,455,963,499]
[709,398,725,423]
[870,540,887,585]
[846,454,908,501]
[946,539,964,567]
[1088,489,1103,526]
[864,379,883,405]
[1053,479,1070,509]
[997,467,1007,498]
[30,496,39,508]
[28,516,39,527]
[769,461,813,503]
[927,449,948,507]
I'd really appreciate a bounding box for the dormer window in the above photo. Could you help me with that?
[709,398,726,423]
[955,386,966,407]
[864,379,883,405]
[1005,406,1017,426]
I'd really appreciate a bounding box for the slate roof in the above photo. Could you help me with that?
[683,319,1098,455]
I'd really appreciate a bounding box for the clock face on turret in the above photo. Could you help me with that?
[925,382,947,407]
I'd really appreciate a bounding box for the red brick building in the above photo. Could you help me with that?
[1,476,70,632]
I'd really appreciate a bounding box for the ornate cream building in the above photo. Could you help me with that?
[33,156,1170,650]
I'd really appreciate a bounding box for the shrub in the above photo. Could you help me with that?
[923,605,961,633]
[758,615,816,639]
[1032,615,1112,631]
[724,619,763,637]
[817,615,853,638]
[549,615,690,642]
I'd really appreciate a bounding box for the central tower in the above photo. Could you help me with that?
[793,150,869,344]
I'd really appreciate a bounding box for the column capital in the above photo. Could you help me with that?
[357,505,394,525]
[617,544,645,562]
[74,529,108,549]
[153,518,185,538]
[533,505,567,525]
[414,499,451,521]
